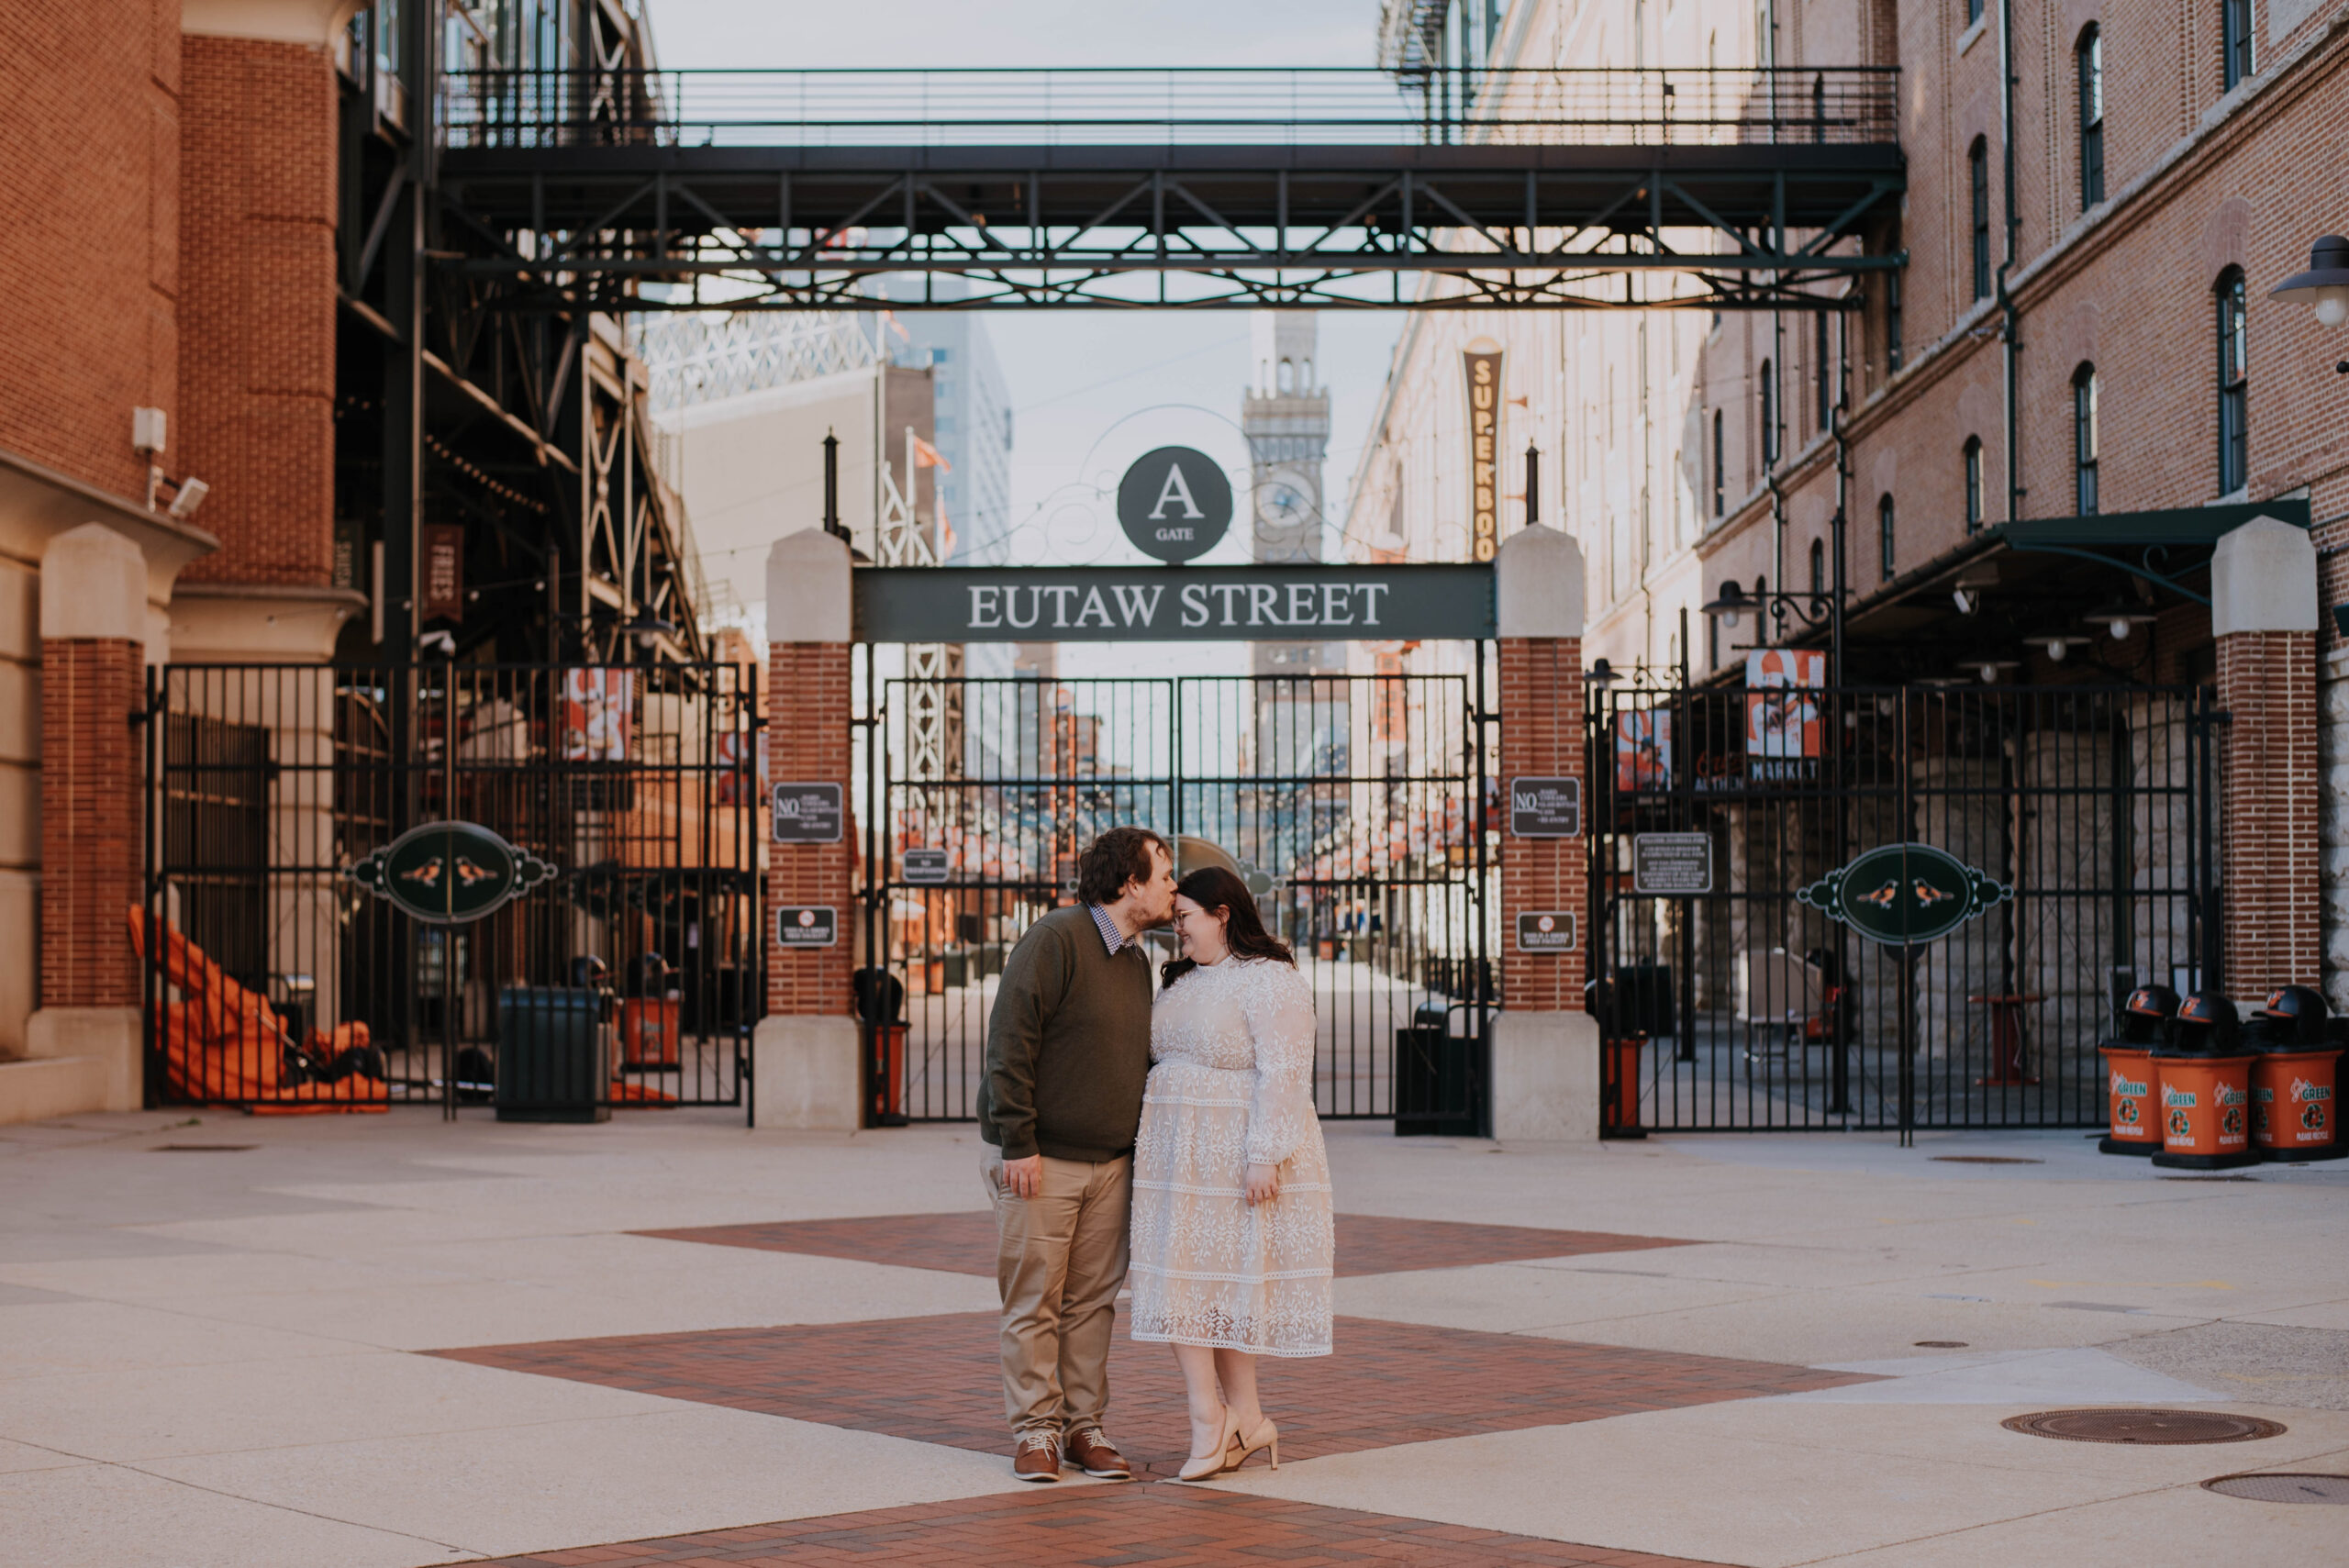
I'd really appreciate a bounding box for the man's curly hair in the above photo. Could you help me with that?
[1075,826,1170,906]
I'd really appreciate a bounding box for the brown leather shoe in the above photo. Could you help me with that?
[1012,1430,1062,1482]
[1065,1428,1132,1479]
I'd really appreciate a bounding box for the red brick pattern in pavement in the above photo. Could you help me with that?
[629,1211,1697,1279]
[473,1486,1731,1566]
[435,1311,1872,1481]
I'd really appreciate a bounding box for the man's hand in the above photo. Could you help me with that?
[1244,1162,1280,1206]
[1002,1154,1044,1200]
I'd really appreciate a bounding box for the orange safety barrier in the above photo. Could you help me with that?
[126,908,387,1115]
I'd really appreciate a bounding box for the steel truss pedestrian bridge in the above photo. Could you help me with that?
[437,66,1903,312]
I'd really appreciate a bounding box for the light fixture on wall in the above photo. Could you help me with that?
[1586,657,1620,686]
[2085,602,2159,640]
[1699,580,1753,628]
[166,477,209,520]
[2271,234,2349,330]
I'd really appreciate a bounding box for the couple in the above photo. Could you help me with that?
[978,826,1334,1484]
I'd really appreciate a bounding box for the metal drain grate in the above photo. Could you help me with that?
[2204,1473,2349,1504]
[2003,1409,2287,1445]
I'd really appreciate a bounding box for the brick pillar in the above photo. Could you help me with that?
[752,528,861,1129]
[2211,517,2321,999]
[28,525,150,1110]
[1490,525,1598,1140]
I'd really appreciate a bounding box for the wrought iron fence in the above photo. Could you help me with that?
[1588,680,2218,1134]
[142,662,761,1118]
[440,66,1900,150]
[862,673,1494,1129]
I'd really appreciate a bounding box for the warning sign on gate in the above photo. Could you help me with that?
[1508,777,1581,838]
[902,848,950,884]
[777,906,838,948]
[1633,833,1713,895]
[1516,911,1577,952]
[771,783,844,843]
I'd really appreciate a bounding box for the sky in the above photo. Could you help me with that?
[648,1,1410,674]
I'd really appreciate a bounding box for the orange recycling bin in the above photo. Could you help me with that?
[618,997,680,1068]
[2151,1051,2258,1170]
[2251,1049,2343,1161]
[2096,1045,2162,1155]
[868,1020,908,1126]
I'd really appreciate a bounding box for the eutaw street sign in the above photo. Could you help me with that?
[1796,842,2013,946]
[853,565,1495,643]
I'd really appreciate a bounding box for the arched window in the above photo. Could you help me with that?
[1278,358,1295,394]
[2072,362,2100,515]
[2076,27,2105,207]
[1809,537,1826,597]
[1878,494,1898,580]
[1712,408,1726,516]
[1968,138,1992,302]
[2216,268,2249,493]
[1966,0,1984,27]
[2222,0,2254,89]
[1964,436,1985,531]
[1759,361,1778,464]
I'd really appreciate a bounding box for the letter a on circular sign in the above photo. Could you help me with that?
[345,820,557,925]
[1117,447,1232,562]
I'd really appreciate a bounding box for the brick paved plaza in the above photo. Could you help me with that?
[4,1110,2346,1567]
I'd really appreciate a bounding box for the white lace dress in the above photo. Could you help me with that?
[1129,957,1334,1357]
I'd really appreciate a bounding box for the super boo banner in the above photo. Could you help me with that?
[852,564,1496,643]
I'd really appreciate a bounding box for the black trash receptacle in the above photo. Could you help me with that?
[1396,1002,1479,1137]
[496,986,610,1123]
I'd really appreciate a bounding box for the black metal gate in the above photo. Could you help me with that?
[1588,678,2219,1133]
[861,671,1494,1130]
[143,662,761,1117]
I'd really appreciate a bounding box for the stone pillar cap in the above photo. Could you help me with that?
[767,526,853,644]
[1496,524,1586,639]
[2211,515,2317,637]
[40,524,147,642]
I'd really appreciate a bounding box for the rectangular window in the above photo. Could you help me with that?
[1878,496,1897,581]
[2074,369,2100,516]
[2218,272,2249,494]
[1712,409,1726,517]
[1887,269,1904,370]
[1815,313,1833,432]
[1964,439,1985,531]
[2222,0,2254,89]
[2078,29,2105,206]
[1969,140,1992,302]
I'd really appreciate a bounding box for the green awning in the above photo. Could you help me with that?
[1992,499,2310,550]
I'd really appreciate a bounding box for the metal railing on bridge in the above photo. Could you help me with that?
[440,65,1899,150]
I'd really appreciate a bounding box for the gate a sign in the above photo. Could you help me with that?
[1797,843,2012,946]
[1117,447,1232,562]
[346,820,557,925]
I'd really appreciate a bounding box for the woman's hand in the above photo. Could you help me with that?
[1244,1162,1281,1206]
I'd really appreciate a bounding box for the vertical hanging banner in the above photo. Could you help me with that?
[1614,708,1673,792]
[1463,339,1503,562]
[1744,649,1825,781]
[562,669,636,762]
[420,524,465,622]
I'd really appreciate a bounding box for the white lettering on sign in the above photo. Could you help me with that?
[1149,462,1206,519]
[968,585,1002,628]
[1180,584,1210,627]
[1360,583,1389,626]
[1112,584,1163,625]
[1074,585,1114,628]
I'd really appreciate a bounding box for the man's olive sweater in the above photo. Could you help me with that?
[979,905,1154,1162]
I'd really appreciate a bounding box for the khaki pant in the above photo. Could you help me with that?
[982,1150,1132,1438]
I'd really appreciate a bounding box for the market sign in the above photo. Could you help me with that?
[853,564,1494,643]
[1796,843,2012,946]
[1463,339,1503,562]
[1117,447,1232,562]
[345,820,556,925]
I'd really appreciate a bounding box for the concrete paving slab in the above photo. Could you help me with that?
[139,1405,1037,1561]
[0,1461,465,1568]
[2102,1320,2349,1409]
[1200,1408,2165,1568]
[1782,1345,2232,1404]
[0,1437,92,1475]
[0,1350,689,1462]
[0,1301,367,1379]
[1333,1259,1785,1333]
[1810,1456,2349,1567]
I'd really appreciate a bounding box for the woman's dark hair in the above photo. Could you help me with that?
[1075,826,1169,906]
[1161,866,1294,988]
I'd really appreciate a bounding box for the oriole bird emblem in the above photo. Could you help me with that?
[1911,881,1955,906]
[396,857,443,888]
[453,856,496,887]
[1854,880,1901,909]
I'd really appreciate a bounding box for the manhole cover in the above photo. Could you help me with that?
[2003,1409,2287,1445]
[1914,1340,1970,1348]
[2204,1473,2349,1504]
[1932,1156,2043,1164]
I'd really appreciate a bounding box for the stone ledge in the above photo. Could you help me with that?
[0,1056,112,1126]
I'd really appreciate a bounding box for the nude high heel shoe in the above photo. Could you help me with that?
[1175,1404,1244,1482]
[1230,1415,1278,1471]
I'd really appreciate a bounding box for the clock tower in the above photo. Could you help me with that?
[1242,311,1339,677]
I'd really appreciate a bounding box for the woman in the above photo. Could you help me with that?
[1129,866,1334,1481]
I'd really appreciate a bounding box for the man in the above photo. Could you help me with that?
[979,825,1176,1483]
